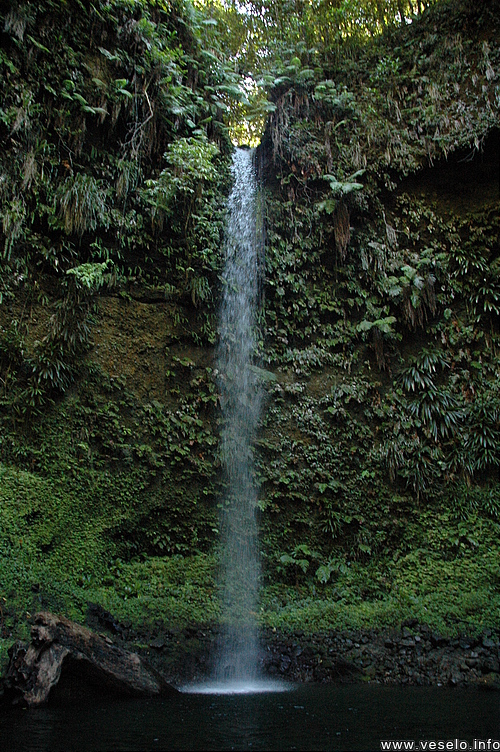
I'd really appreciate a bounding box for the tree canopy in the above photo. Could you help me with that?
[193,0,438,142]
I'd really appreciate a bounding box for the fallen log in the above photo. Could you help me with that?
[1,611,178,706]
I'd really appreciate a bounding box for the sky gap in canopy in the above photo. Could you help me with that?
[192,0,438,144]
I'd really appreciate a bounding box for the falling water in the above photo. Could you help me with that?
[182,148,287,696]
[213,147,263,690]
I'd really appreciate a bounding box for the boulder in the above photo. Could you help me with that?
[1,611,178,706]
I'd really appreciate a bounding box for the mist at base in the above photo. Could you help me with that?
[179,679,292,695]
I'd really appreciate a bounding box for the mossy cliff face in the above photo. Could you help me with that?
[0,0,229,661]
[255,0,500,632]
[1,0,500,671]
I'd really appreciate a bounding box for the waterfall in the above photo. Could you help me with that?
[213,147,263,688]
[182,148,287,695]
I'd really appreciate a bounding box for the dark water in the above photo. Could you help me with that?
[1,684,499,752]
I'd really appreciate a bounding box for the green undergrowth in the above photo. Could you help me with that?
[92,554,220,628]
[258,499,500,637]
[0,458,220,635]
[1,453,498,650]
[260,546,500,639]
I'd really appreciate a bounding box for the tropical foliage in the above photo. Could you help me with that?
[0,0,499,653]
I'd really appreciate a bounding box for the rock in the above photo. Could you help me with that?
[430,633,448,648]
[363,664,377,680]
[481,656,500,674]
[280,655,291,672]
[478,673,500,690]
[330,657,363,680]
[400,639,416,648]
[150,638,166,650]
[87,603,126,636]
[1,612,178,707]
[448,670,463,686]
[402,618,419,629]
[482,637,497,649]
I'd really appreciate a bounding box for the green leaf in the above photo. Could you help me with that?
[357,320,374,332]
[27,36,50,53]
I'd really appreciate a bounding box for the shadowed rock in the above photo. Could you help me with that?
[1,611,178,706]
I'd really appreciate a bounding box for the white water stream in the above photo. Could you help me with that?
[211,147,263,691]
[214,147,262,685]
[184,148,282,695]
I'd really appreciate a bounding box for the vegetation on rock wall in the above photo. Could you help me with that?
[254,0,500,634]
[0,0,233,381]
[0,0,233,663]
[0,0,499,672]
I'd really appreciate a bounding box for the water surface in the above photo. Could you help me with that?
[1,684,499,751]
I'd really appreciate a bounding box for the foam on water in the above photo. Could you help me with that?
[180,679,292,695]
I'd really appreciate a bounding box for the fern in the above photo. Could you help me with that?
[57,173,108,236]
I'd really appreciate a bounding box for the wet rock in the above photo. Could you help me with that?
[150,638,166,650]
[330,658,362,679]
[400,639,416,648]
[448,670,464,686]
[87,603,126,636]
[465,657,479,668]
[81,620,500,690]
[280,655,291,673]
[363,664,377,680]
[402,618,419,629]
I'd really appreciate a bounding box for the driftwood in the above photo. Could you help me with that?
[1,611,178,706]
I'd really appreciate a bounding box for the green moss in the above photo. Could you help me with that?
[0,640,14,676]
[92,554,220,630]
[259,514,500,637]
